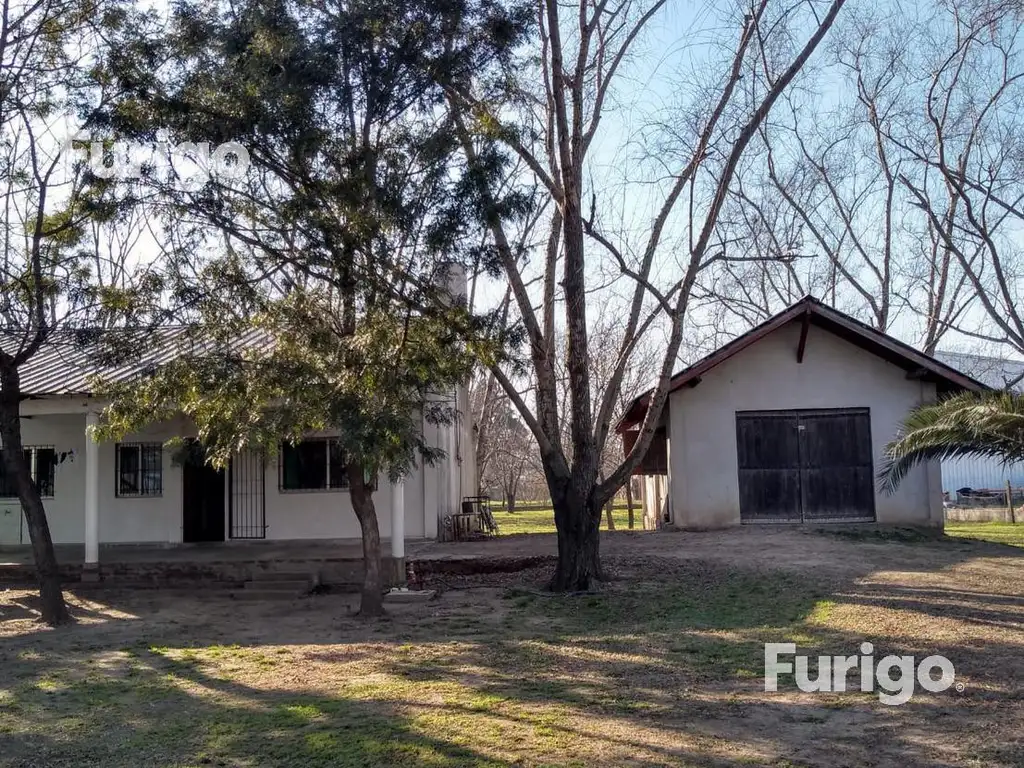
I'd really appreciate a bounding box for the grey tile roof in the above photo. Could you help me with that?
[1,326,272,396]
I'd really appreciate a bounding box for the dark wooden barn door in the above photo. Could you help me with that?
[798,410,875,521]
[736,412,802,522]
[737,409,875,523]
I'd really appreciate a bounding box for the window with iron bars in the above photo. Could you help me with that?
[279,438,348,491]
[116,443,163,497]
[0,446,56,498]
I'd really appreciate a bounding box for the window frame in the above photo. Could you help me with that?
[115,442,164,498]
[0,446,56,499]
[278,437,352,493]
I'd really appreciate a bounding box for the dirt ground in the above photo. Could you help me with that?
[1,527,1022,767]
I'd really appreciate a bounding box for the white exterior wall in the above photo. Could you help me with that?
[1,403,450,546]
[668,321,943,529]
[640,474,668,530]
[1,411,191,545]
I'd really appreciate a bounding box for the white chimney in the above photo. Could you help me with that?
[433,262,468,307]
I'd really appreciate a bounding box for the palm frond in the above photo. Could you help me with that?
[880,390,1024,494]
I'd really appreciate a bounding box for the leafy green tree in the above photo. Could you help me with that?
[98,0,530,306]
[91,0,523,612]
[881,391,1023,495]
[96,294,476,615]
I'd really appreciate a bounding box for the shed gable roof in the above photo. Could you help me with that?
[616,296,988,432]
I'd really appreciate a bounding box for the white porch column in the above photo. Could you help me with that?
[391,478,405,559]
[84,410,100,573]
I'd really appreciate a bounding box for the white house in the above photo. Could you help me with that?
[0,332,477,574]
[618,296,986,529]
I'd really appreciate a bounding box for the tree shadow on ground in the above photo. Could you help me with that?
[1,533,1021,766]
[0,645,520,768]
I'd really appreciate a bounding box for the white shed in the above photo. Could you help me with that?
[618,297,986,529]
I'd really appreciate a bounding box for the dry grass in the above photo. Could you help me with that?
[1,528,1022,767]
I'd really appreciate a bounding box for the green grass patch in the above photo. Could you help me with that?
[945,521,1024,547]
[493,504,636,535]
[0,560,843,767]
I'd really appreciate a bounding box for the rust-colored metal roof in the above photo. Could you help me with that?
[616,296,988,433]
[0,326,273,397]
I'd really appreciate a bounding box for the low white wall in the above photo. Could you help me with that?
[944,506,1016,523]
[668,321,942,529]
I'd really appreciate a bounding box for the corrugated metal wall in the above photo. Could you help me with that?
[941,456,1024,493]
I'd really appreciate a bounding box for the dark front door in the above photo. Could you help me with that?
[183,459,225,543]
[737,408,875,523]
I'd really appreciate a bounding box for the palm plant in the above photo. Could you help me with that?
[881,391,1024,493]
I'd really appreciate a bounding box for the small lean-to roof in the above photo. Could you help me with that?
[616,295,988,433]
[0,326,273,397]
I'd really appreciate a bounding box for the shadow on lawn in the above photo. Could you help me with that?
[0,645,518,768]
[1,535,1022,767]
[374,552,1023,766]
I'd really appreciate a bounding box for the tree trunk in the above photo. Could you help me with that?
[347,461,384,617]
[0,365,70,626]
[549,490,603,591]
[626,480,635,530]
[507,492,516,515]
[604,499,615,531]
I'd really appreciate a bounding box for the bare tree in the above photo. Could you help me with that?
[584,310,661,529]
[888,0,1024,355]
[442,0,848,589]
[700,1,988,354]
[477,396,536,514]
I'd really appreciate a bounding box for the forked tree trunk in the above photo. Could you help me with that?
[549,490,603,591]
[346,461,384,617]
[604,499,616,531]
[0,366,70,626]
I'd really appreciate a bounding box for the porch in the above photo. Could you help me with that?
[9,399,433,571]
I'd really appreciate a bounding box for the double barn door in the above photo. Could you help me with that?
[736,408,876,523]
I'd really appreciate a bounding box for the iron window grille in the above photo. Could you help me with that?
[0,446,56,499]
[279,438,349,492]
[116,443,163,497]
